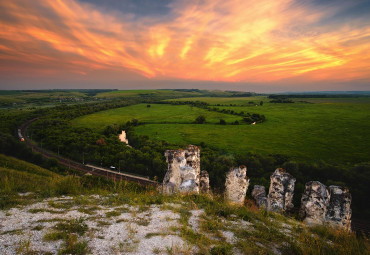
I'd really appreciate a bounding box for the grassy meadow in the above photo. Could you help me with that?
[71,97,370,164]
[72,104,243,132]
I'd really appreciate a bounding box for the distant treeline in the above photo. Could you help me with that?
[269,94,370,99]
[162,100,265,124]
[173,89,256,97]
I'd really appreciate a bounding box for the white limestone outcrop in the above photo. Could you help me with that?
[267,168,295,212]
[326,185,352,231]
[118,130,129,145]
[299,181,330,225]
[225,166,249,205]
[162,145,200,194]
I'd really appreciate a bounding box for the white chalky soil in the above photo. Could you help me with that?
[0,196,197,255]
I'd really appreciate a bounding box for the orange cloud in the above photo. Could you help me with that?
[0,0,369,85]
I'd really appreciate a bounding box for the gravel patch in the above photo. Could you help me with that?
[0,196,194,254]
[0,195,297,254]
[188,209,204,232]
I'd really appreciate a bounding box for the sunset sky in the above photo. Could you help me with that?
[0,0,369,92]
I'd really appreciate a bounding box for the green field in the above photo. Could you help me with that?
[72,104,243,132]
[72,97,370,164]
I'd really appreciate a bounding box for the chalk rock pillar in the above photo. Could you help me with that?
[118,130,129,145]
[267,168,296,212]
[200,170,210,194]
[252,185,267,208]
[299,181,330,225]
[163,145,200,194]
[225,166,249,204]
[326,186,352,231]
[184,145,201,188]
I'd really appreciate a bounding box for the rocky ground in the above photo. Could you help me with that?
[0,193,300,255]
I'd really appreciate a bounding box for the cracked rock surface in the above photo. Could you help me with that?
[163,145,201,195]
[326,185,352,231]
[300,181,330,225]
[225,166,249,204]
[267,168,295,212]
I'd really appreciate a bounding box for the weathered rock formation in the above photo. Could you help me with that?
[252,185,267,208]
[225,166,249,204]
[299,183,352,230]
[162,145,201,194]
[326,186,352,231]
[267,168,296,212]
[299,181,330,225]
[118,130,129,145]
[199,170,210,194]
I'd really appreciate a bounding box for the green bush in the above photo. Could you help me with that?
[195,115,206,124]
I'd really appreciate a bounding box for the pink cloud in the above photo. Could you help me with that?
[0,0,369,86]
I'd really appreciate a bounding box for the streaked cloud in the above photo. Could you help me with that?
[0,0,369,89]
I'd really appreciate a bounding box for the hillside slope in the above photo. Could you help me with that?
[0,155,368,254]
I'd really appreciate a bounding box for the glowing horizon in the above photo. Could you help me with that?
[0,0,369,90]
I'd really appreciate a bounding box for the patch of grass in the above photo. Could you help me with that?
[105,210,121,217]
[135,217,150,226]
[77,206,100,215]
[200,215,225,233]
[116,218,128,223]
[37,218,65,223]
[43,231,66,241]
[152,247,162,254]
[210,243,233,255]
[145,232,165,238]
[28,208,64,214]
[1,229,23,235]
[127,223,138,239]
[165,242,193,255]
[44,218,88,242]
[54,217,88,236]
[58,233,88,255]
[281,226,369,255]
[32,225,44,231]
[97,220,111,227]
[16,236,38,255]
[48,201,74,210]
[118,239,139,253]
[0,154,59,178]
[73,196,96,206]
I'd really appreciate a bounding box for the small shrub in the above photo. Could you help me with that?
[44,231,66,241]
[54,217,88,236]
[195,115,206,124]
[58,234,88,255]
